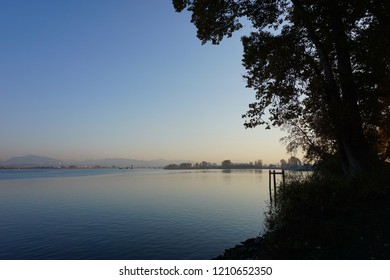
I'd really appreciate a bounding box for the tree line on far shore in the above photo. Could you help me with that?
[164,156,311,171]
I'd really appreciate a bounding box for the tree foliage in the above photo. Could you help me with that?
[173,0,390,176]
[221,159,233,167]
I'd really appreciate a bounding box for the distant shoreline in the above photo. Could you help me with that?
[0,166,155,170]
[0,165,312,171]
[164,165,313,172]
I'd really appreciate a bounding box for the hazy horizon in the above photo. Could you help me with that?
[0,153,291,166]
[1,1,291,165]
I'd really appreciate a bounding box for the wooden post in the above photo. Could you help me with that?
[268,169,288,206]
[273,171,277,204]
[268,170,272,205]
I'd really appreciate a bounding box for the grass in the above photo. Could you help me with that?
[216,164,390,259]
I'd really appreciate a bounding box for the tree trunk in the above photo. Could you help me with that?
[293,0,376,176]
[326,0,376,176]
[336,118,373,176]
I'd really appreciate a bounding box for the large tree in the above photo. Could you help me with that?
[173,0,390,176]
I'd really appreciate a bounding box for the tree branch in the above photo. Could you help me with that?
[291,0,341,105]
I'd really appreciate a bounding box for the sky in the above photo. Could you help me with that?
[1,0,292,164]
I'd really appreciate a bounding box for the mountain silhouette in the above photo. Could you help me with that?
[2,155,192,168]
[5,155,61,167]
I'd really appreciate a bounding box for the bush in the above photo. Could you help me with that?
[216,164,390,259]
[260,169,390,259]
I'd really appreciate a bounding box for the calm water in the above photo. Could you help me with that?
[0,169,271,259]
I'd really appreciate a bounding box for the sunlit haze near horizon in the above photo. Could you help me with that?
[1,0,293,164]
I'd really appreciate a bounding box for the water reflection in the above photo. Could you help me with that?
[0,169,270,259]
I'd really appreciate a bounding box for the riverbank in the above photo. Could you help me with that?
[215,169,390,259]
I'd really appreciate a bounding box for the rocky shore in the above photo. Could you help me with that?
[214,237,266,260]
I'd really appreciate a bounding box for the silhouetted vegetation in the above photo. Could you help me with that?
[164,157,310,170]
[216,164,390,259]
[173,0,390,177]
[174,0,390,259]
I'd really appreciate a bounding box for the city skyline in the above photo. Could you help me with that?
[1,0,292,164]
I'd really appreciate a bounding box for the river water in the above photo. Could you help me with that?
[0,168,271,259]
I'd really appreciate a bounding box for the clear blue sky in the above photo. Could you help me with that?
[1,0,290,164]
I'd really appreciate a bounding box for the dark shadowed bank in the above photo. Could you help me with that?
[215,165,390,260]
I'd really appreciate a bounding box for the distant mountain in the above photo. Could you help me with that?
[75,158,191,168]
[76,158,151,167]
[5,155,61,167]
[2,155,192,168]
